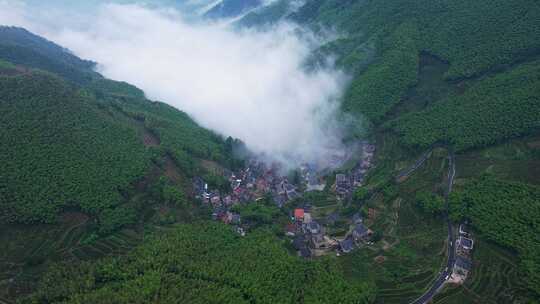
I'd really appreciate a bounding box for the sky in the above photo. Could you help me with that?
[0,0,352,169]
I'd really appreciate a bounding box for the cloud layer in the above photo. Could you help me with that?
[0,2,349,169]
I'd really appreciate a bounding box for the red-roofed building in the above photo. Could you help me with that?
[294,209,305,221]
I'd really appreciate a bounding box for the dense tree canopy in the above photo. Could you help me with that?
[0,72,150,224]
[24,222,376,304]
[390,59,540,151]
[449,176,540,295]
[0,30,234,227]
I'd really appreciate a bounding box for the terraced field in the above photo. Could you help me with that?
[433,240,535,303]
[336,140,450,304]
[339,194,446,303]
[70,229,142,260]
[0,215,145,301]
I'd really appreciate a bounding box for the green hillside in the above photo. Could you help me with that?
[2,1,540,303]
[449,176,540,294]
[0,26,232,229]
[389,59,540,151]
[291,0,540,135]
[23,222,375,304]
[0,72,150,224]
[0,27,97,84]
[277,1,540,302]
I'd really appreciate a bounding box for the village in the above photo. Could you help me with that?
[193,142,377,258]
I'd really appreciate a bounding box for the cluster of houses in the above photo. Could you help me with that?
[193,159,303,234]
[340,213,373,253]
[288,206,374,258]
[289,205,336,258]
[334,142,376,199]
[452,223,474,282]
[193,141,377,256]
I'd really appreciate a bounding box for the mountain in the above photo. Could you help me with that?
[251,0,540,150]
[0,26,234,230]
[0,27,96,84]
[1,1,540,304]
[204,0,262,19]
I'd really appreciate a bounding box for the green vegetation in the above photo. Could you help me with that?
[449,176,540,295]
[390,59,540,151]
[233,201,283,228]
[0,27,96,84]
[336,141,448,304]
[0,28,234,230]
[114,96,230,176]
[0,58,16,70]
[455,135,540,185]
[293,0,540,79]
[23,222,375,304]
[0,72,150,224]
[287,0,540,148]
[433,240,536,304]
[415,191,444,215]
[3,1,540,302]
[339,197,446,304]
[343,22,419,123]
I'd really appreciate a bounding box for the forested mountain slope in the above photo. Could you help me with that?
[247,0,540,301]
[0,26,231,230]
[2,1,540,303]
[23,222,375,304]
[0,27,96,84]
[0,72,150,224]
[279,0,540,151]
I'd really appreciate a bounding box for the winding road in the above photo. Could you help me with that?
[410,151,456,304]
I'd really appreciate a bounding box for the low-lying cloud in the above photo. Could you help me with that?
[0,1,351,169]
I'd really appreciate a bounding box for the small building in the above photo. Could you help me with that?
[303,212,313,224]
[352,223,372,242]
[293,235,306,250]
[365,144,376,153]
[210,195,221,207]
[454,256,472,275]
[327,213,340,225]
[352,213,363,224]
[310,233,327,249]
[236,226,246,237]
[231,213,241,225]
[223,195,233,206]
[285,224,296,237]
[340,238,354,253]
[459,224,471,236]
[273,194,287,208]
[276,181,287,196]
[458,236,474,250]
[304,221,321,235]
[193,177,206,198]
[336,174,349,188]
[294,209,305,222]
[287,190,300,201]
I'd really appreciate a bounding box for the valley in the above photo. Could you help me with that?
[1,1,539,303]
